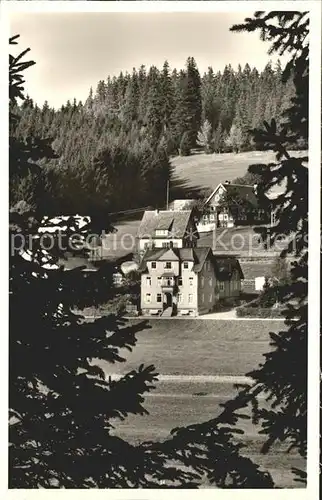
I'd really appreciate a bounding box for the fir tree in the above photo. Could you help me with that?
[160,60,175,134]
[212,121,224,153]
[179,131,191,156]
[228,10,309,481]
[9,35,192,489]
[225,123,244,153]
[145,66,163,146]
[196,119,213,153]
[184,56,202,148]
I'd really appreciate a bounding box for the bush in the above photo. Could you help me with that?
[236,306,284,318]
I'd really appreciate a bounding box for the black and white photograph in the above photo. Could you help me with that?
[2,0,320,494]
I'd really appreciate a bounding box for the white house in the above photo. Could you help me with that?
[139,247,244,317]
[197,182,272,231]
[137,209,199,254]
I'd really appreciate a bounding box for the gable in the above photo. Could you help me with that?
[158,248,179,261]
[192,247,212,273]
[205,183,227,206]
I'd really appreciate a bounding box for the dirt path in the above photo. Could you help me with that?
[199,309,237,320]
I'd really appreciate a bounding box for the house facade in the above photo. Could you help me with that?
[137,209,199,255]
[139,247,243,317]
[198,182,268,230]
[215,256,243,299]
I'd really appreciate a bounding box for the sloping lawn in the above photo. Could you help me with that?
[96,318,285,377]
[171,150,305,193]
[102,318,303,489]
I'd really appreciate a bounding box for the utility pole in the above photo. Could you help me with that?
[166,180,169,210]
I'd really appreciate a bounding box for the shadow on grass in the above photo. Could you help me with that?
[169,174,212,202]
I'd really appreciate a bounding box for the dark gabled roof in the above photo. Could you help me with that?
[213,255,244,280]
[137,210,197,239]
[177,248,195,261]
[138,246,244,280]
[192,248,212,273]
[139,246,212,274]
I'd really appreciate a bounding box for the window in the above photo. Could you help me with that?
[183,262,189,269]
[156,229,168,237]
[201,293,204,303]
[177,294,182,303]
[219,282,225,292]
[209,293,213,302]
[178,277,183,286]
[151,262,156,269]
[145,293,151,303]
[201,277,204,288]
[209,277,213,286]
[146,277,151,286]
[189,277,193,286]
[113,273,123,286]
[209,214,215,221]
[157,293,162,303]
[188,294,193,304]
[165,262,172,269]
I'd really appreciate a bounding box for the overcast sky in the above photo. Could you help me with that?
[10,12,281,108]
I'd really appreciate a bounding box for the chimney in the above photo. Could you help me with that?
[155,209,159,215]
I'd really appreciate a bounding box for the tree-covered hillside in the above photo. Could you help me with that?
[10,57,301,216]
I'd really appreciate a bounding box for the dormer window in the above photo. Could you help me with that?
[151,262,156,269]
[165,262,172,269]
[156,229,168,237]
[183,262,189,269]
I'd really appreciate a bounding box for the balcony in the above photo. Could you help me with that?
[160,273,176,290]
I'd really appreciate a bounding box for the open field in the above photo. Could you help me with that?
[96,319,283,377]
[96,319,304,488]
[171,149,306,194]
[110,381,304,488]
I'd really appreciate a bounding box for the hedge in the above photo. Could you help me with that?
[236,306,284,318]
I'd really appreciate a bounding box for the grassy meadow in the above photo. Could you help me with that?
[96,318,283,377]
[96,318,304,488]
[170,149,305,194]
